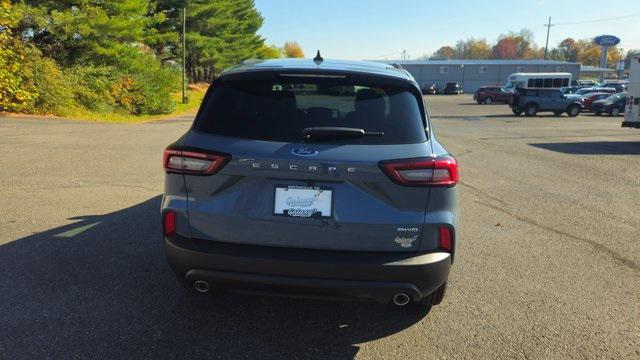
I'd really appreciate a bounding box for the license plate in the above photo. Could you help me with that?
[274,185,333,218]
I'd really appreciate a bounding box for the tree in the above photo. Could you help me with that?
[182,0,267,82]
[492,37,519,59]
[15,0,154,66]
[453,38,490,59]
[283,41,304,58]
[558,38,578,62]
[258,44,282,59]
[432,46,456,59]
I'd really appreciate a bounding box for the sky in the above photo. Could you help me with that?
[254,0,640,60]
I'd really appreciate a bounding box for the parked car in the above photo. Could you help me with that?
[591,92,628,116]
[560,86,583,94]
[578,80,597,87]
[162,58,458,308]
[443,82,462,95]
[581,92,612,111]
[509,88,582,116]
[421,83,439,95]
[602,82,627,93]
[473,86,512,104]
[566,87,616,100]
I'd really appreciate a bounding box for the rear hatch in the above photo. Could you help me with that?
[180,71,435,252]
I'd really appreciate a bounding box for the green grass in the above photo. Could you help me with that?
[61,89,206,123]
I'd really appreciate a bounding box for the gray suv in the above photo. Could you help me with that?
[510,88,583,117]
[162,58,458,308]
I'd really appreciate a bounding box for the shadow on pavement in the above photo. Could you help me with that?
[530,141,640,155]
[0,196,428,359]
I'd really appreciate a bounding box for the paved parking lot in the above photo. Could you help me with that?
[1,95,639,359]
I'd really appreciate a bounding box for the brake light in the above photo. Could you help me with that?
[163,211,176,236]
[439,226,453,252]
[379,155,459,186]
[163,148,230,175]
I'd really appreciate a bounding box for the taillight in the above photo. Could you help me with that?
[163,211,176,236]
[439,226,453,252]
[379,155,459,187]
[163,147,230,175]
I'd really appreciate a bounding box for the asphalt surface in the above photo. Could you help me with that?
[1,96,639,359]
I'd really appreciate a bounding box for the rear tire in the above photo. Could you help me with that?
[484,97,492,105]
[524,104,538,117]
[567,105,580,117]
[419,282,447,307]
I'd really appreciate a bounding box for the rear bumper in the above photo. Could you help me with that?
[165,236,451,304]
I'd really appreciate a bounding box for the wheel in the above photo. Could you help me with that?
[595,111,602,116]
[418,282,447,307]
[553,111,563,116]
[524,104,538,117]
[567,105,580,117]
[512,108,523,115]
[610,108,620,116]
[483,97,493,105]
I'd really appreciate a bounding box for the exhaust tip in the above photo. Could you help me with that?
[392,293,410,306]
[194,280,210,293]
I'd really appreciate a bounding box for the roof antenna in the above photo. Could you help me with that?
[313,50,323,65]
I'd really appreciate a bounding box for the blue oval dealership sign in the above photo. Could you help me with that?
[593,35,620,46]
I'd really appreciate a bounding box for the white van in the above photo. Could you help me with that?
[504,72,572,90]
[622,55,640,128]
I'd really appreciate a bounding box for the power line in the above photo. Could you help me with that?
[369,50,402,59]
[552,13,640,26]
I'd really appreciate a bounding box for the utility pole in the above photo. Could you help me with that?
[182,7,188,104]
[401,50,407,61]
[543,17,553,60]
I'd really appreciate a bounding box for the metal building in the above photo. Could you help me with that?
[379,59,581,93]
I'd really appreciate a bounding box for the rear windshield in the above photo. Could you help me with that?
[194,77,427,144]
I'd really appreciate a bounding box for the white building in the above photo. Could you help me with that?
[378,59,582,92]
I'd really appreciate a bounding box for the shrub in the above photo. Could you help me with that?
[22,53,75,114]
[66,66,118,113]
[0,9,36,112]
[115,51,180,114]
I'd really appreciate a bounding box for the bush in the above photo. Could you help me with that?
[22,53,75,114]
[0,20,36,112]
[66,66,118,113]
[114,51,180,114]
[0,34,74,115]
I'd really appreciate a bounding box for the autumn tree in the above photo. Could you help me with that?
[491,37,519,59]
[283,41,304,58]
[432,46,456,59]
[558,38,578,62]
[489,29,537,59]
[454,38,491,59]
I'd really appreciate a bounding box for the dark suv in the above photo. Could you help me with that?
[591,92,627,116]
[162,58,458,308]
[443,82,462,95]
[510,88,582,117]
[473,86,512,104]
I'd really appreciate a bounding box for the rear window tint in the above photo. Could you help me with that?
[195,78,427,144]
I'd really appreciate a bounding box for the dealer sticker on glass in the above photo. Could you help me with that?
[274,185,332,218]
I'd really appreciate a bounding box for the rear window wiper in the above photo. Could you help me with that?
[302,127,384,141]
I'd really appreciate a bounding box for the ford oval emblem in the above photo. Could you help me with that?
[593,35,620,47]
[291,147,318,156]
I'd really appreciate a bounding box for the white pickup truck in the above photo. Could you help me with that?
[622,54,640,128]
